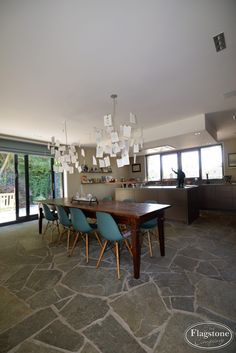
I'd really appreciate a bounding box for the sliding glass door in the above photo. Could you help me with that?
[0,152,16,223]
[0,152,63,225]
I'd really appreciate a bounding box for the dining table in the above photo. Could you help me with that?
[38,198,171,279]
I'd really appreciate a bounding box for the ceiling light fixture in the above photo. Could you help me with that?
[48,121,80,174]
[94,94,143,168]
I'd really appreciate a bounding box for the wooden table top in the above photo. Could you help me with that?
[41,198,171,220]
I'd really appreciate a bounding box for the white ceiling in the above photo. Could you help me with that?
[0,0,236,148]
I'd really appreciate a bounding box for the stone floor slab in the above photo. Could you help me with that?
[25,269,62,291]
[62,266,125,296]
[171,296,194,312]
[196,277,236,321]
[153,272,195,296]
[0,308,57,353]
[26,288,61,309]
[154,313,205,353]
[80,342,100,353]
[84,315,147,353]
[5,264,35,291]
[0,286,32,332]
[110,282,170,337]
[14,340,63,353]
[35,319,84,351]
[60,293,109,330]
[172,255,198,272]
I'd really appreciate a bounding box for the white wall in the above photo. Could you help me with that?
[66,147,130,199]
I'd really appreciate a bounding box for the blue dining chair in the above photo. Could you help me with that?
[96,211,133,279]
[42,203,59,242]
[102,196,112,201]
[56,205,73,254]
[69,208,102,262]
[140,200,158,257]
[123,198,135,202]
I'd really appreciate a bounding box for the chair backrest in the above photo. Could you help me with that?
[144,200,158,204]
[123,198,135,202]
[42,203,55,221]
[69,208,92,233]
[56,205,71,227]
[143,200,158,227]
[96,212,123,241]
[102,196,112,201]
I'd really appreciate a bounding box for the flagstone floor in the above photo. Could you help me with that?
[0,211,235,353]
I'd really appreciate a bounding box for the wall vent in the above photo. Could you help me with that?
[213,32,226,52]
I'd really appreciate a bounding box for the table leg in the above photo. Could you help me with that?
[157,211,165,256]
[131,220,140,279]
[39,206,43,234]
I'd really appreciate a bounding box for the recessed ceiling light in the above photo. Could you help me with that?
[233,115,236,121]
[194,132,201,136]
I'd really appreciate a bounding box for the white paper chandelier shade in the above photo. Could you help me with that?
[49,95,143,173]
[48,121,81,174]
[95,94,143,168]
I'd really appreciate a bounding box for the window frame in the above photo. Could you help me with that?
[145,143,224,182]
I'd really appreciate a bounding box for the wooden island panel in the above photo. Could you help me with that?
[115,186,199,224]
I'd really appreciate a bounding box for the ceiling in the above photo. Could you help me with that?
[0,0,236,149]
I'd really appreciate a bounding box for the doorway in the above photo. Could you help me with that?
[0,152,63,225]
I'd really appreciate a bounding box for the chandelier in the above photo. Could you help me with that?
[94,94,143,168]
[48,120,81,174]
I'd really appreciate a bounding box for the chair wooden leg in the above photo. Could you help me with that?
[67,228,70,252]
[85,233,89,263]
[95,231,103,248]
[147,230,153,257]
[115,241,120,279]
[96,240,108,268]
[124,239,133,257]
[43,221,49,239]
[69,232,79,256]
[56,220,60,238]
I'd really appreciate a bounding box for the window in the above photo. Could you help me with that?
[147,154,160,181]
[162,153,178,179]
[201,145,223,179]
[181,150,199,178]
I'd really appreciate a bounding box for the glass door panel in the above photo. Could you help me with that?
[0,152,16,223]
[29,156,53,215]
[17,154,27,218]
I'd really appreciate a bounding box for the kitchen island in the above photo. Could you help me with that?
[115,185,199,224]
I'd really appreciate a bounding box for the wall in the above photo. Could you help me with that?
[127,156,146,181]
[66,147,130,199]
[223,138,236,181]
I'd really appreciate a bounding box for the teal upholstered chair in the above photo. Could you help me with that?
[140,200,158,257]
[42,203,59,242]
[69,208,102,262]
[123,198,135,202]
[56,205,73,253]
[102,196,112,201]
[96,211,132,279]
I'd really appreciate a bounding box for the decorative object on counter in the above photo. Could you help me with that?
[228,153,236,167]
[48,120,80,174]
[94,94,143,168]
[172,168,185,188]
[71,194,98,205]
[206,173,210,184]
[132,163,141,172]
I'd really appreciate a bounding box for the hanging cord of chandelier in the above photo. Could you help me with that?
[111,94,117,128]
[63,120,68,146]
